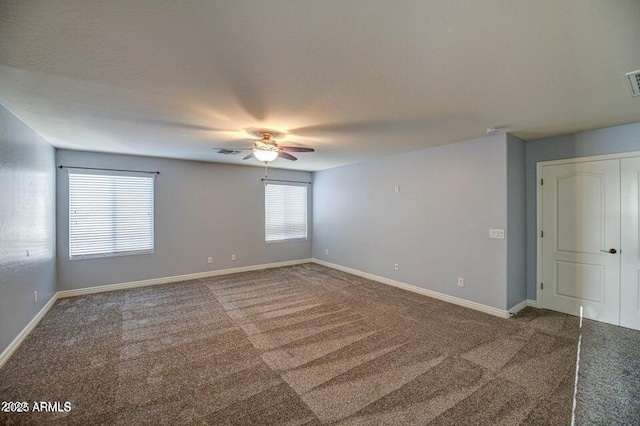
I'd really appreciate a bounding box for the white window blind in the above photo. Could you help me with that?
[265,183,308,242]
[69,170,155,259]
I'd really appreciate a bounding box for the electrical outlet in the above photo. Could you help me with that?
[325,249,329,255]
[394,185,400,193]
[232,254,236,261]
[489,228,505,239]
[207,257,213,264]
[34,291,38,302]
[394,263,399,271]
[458,277,464,287]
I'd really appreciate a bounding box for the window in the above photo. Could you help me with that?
[68,170,155,259]
[265,183,308,242]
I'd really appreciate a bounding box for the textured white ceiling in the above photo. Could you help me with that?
[1,0,639,171]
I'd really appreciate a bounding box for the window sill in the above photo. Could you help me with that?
[265,238,308,244]
[69,249,154,260]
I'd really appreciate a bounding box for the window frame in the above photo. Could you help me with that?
[68,169,155,260]
[264,182,309,243]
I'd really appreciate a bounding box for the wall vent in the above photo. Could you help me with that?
[626,70,640,96]
[217,149,242,155]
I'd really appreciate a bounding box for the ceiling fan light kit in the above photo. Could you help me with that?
[254,149,279,162]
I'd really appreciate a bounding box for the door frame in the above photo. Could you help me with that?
[536,150,640,309]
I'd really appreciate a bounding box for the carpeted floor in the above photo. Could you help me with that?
[1,263,638,425]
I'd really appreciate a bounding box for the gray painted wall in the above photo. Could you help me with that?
[56,150,312,290]
[0,105,56,354]
[526,122,640,300]
[312,134,512,310]
[506,134,527,308]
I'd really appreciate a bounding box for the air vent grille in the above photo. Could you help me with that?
[626,70,640,96]
[217,149,242,155]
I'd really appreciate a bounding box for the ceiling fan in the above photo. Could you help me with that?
[212,131,315,163]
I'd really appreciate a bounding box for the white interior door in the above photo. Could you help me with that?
[621,157,640,330]
[541,160,621,325]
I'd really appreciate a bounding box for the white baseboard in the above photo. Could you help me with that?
[527,299,537,308]
[0,293,58,369]
[312,259,512,319]
[509,299,529,314]
[57,258,313,298]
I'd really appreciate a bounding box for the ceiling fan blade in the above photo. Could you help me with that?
[280,146,315,152]
[278,152,298,161]
[243,152,255,160]
[211,147,253,151]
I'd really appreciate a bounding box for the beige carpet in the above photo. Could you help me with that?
[0,263,638,425]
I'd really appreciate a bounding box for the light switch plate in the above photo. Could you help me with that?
[489,229,505,239]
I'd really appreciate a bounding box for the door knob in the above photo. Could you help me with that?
[600,248,617,254]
